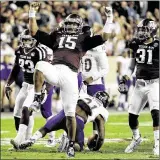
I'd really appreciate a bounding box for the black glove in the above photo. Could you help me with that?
[5,85,12,100]
[118,75,129,94]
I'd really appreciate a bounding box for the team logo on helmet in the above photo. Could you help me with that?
[136,18,158,41]
[19,29,37,50]
[64,14,83,34]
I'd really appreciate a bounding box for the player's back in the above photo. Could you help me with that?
[78,93,109,123]
[80,44,108,84]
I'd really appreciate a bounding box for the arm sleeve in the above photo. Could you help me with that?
[33,30,55,48]
[91,51,109,81]
[82,35,105,51]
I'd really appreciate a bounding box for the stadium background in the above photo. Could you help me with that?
[0,1,159,159]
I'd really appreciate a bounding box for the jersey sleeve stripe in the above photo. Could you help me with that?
[38,46,46,59]
[36,47,43,60]
[41,47,47,59]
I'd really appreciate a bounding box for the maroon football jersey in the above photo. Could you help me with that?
[33,28,104,72]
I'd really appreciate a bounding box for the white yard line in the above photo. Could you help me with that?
[1,137,149,146]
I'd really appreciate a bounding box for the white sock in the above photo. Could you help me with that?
[132,129,140,140]
[48,131,55,141]
[25,115,34,140]
[63,131,67,136]
[31,130,42,141]
[154,130,159,146]
[15,124,28,143]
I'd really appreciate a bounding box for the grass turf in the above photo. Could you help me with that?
[1,111,159,159]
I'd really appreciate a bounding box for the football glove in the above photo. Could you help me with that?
[118,75,130,94]
[29,94,42,112]
[4,84,12,100]
[105,6,113,23]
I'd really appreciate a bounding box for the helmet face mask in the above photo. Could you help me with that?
[64,14,83,34]
[19,29,37,50]
[136,19,157,41]
[136,26,150,41]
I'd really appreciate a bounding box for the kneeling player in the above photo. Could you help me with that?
[20,91,109,151]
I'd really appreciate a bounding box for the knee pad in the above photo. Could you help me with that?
[129,113,139,129]
[151,109,159,127]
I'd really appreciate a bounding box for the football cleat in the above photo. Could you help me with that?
[19,139,35,149]
[66,146,75,158]
[57,134,69,152]
[153,145,159,156]
[125,136,143,153]
[45,139,57,147]
[10,139,20,150]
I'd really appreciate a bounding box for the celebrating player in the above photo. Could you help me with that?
[118,19,159,155]
[5,29,53,150]
[19,91,109,152]
[28,2,113,157]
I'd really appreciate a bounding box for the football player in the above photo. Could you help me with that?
[28,2,113,157]
[80,29,109,138]
[118,19,159,155]
[5,29,53,149]
[19,91,109,152]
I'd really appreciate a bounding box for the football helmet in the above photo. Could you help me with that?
[94,91,110,108]
[64,14,83,34]
[136,18,157,41]
[19,29,37,49]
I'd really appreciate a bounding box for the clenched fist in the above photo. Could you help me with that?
[104,6,113,23]
[30,2,41,12]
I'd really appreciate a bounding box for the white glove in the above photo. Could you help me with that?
[105,6,113,23]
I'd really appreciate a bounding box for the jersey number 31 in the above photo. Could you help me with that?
[136,49,153,64]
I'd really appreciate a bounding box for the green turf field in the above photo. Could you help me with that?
[1,111,159,159]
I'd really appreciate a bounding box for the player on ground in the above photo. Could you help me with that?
[28,2,113,157]
[5,29,53,149]
[19,91,109,152]
[118,18,159,155]
[80,28,109,138]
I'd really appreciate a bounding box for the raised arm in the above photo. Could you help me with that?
[29,2,40,36]
[83,6,113,51]
[28,2,53,48]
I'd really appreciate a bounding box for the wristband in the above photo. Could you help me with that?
[29,10,36,18]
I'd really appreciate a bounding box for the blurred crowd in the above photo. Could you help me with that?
[0,1,159,111]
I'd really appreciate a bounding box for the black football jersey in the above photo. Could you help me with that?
[33,27,104,71]
[15,43,53,84]
[129,39,159,80]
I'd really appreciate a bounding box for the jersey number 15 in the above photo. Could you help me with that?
[58,37,77,49]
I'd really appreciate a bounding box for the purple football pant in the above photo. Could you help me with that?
[44,110,85,150]
[41,87,54,119]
